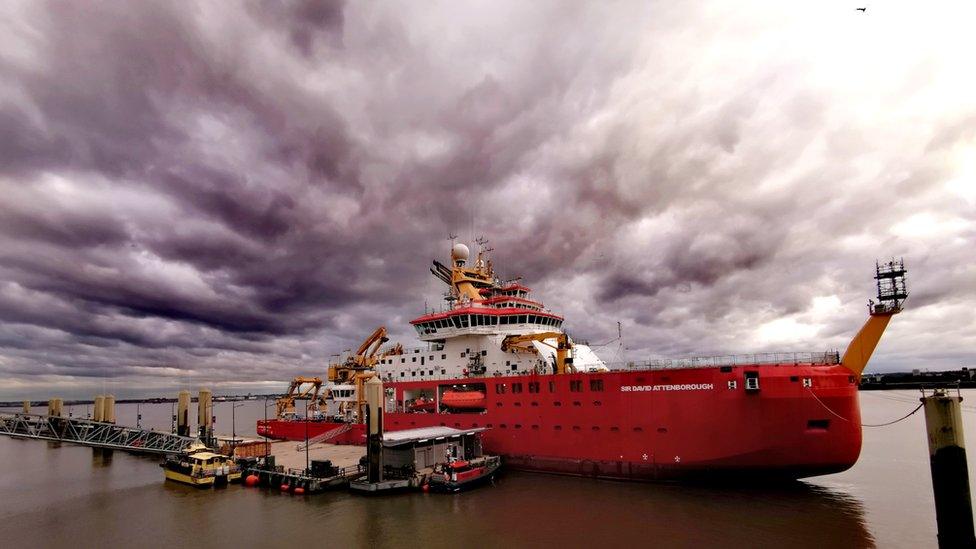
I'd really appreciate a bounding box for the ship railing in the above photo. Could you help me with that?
[605,351,841,371]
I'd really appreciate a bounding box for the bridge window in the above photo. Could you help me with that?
[518,315,527,324]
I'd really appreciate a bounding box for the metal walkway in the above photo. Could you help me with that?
[296,422,352,451]
[0,413,199,455]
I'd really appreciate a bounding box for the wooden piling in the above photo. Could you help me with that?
[922,388,976,548]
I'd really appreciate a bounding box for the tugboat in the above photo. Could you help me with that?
[429,455,501,493]
[162,446,242,487]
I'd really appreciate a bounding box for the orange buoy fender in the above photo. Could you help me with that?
[294,487,305,495]
[280,484,290,492]
[245,475,259,487]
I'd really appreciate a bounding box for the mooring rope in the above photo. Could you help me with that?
[807,389,924,428]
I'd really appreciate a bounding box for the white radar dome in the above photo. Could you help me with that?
[451,243,470,262]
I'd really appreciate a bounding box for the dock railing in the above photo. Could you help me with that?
[0,412,199,455]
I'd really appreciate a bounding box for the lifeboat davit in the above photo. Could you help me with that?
[440,390,486,410]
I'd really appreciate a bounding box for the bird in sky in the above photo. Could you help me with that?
[856,7,867,12]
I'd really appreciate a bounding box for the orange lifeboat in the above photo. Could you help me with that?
[441,390,486,410]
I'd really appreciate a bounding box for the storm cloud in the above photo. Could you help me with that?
[0,1,974,399]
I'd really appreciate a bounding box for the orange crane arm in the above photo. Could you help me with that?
[501,332,575,374]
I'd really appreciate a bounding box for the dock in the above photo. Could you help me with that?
[243,441,366,494]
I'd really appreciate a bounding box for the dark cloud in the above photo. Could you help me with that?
[0,1,973,398]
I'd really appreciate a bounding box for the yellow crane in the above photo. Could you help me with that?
[501,332,576,374]
[274,376,325,418]
[327,326,403,422]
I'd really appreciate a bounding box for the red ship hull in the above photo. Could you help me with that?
[259,363,861,481]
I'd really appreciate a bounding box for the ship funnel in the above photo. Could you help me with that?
[842,259,908,379]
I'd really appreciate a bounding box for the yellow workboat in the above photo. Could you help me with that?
[162,447,242,487]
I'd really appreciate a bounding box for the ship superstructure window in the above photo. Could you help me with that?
[570,380,583,392]
[528,382,540,393]
[549,381,555,392]
[590,379,604,392]
[496,383,506,394]
[512,383,523,394]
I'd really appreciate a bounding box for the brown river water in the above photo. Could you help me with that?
[1,389,973,548]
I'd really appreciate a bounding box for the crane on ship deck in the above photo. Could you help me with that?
[501,332,576,375]
[275,376,326,418]
[328,326,403,422]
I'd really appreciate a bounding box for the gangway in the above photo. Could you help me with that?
[296,423,352,451]
[0,412,199,455]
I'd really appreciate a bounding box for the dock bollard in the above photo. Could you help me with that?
[922,388,976,548]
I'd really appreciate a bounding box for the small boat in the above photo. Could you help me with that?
[439,389,486,410]
[162,447,242,487]
[407,395,436,412]
[428,455,501,493]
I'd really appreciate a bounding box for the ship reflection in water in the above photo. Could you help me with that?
[352,473,872,548]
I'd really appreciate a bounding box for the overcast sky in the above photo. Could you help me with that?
[0,1,973,399]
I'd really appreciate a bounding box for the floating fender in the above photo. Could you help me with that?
[280,484,290,492]
[294,487,305,495]
[422,483,430,493]
[245,475,259,487]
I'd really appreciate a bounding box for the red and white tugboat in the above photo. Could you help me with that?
[429,455,502,493]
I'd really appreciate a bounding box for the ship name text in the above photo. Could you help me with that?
[621,383,715,392]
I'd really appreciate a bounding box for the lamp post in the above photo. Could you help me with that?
[231,402,244,444]
[263,396,275,458]
[305,399,310,474]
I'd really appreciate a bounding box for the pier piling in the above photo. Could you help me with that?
[198,389,213,446]
[103,395,116,424]
[176,390,190,437]
[93,395,105,422]
[365,376,383,483]
[922,388,976,548]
